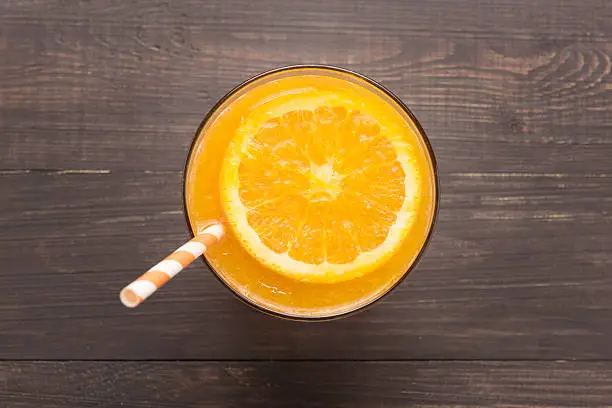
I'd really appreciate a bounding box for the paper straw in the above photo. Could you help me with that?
[119,223,224,308]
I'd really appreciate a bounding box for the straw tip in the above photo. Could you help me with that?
[120,287,142,308]
[200,222,225,240]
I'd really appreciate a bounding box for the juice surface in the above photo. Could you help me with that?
[185,67,437,318]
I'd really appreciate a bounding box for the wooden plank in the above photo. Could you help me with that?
[1,361,611,407]
[1,171,610,360]
[1,0,610,171]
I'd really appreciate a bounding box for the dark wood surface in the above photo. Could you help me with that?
[1,0,611,406]
[2,362,612,407]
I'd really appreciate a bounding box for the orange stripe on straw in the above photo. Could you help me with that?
[119,223,225,308]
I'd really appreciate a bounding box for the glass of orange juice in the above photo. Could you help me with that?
[184,66,438,320]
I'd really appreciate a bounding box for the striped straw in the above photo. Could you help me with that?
[119,223,225,308]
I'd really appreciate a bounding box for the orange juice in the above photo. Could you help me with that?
[184,66,438,319]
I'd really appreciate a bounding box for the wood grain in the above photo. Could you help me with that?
[1,171,610,359]
[1,0,610,172]
[1,361,612,407]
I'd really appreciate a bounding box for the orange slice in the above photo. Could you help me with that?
[221,92,420,283]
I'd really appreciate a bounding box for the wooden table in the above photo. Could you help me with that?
[1,0,611,406]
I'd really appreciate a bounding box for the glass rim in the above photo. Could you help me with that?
[182,64,440,321]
